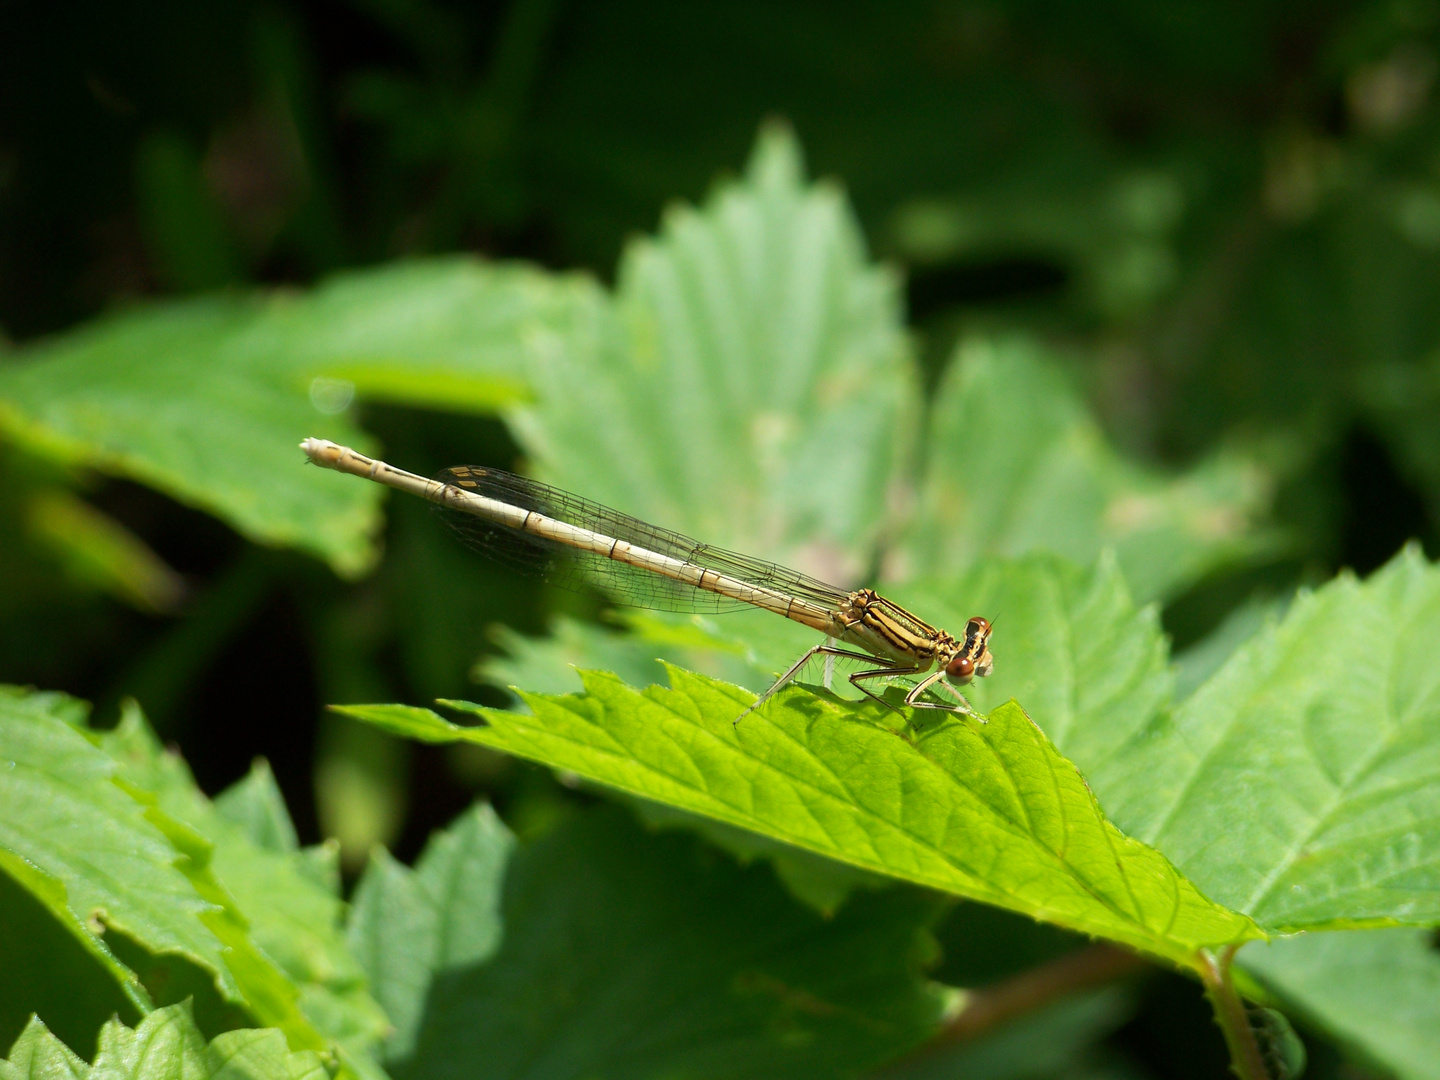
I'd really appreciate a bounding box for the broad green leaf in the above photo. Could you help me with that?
[213,762,300,857]
[0,859,143,1060]
[478,609,800,700]
[391,805,949,1080]
[97,706,388,1058]
[884,554,1171,792]
[482,554,1170,804]
[0,687,323,1050]
[506,123,920,580]
[901,337,1275,602]
[476,553,1177,921]
[88,1004,208,1080]
[2,1006,328,1080]
[346,804,513,1061]
[0,689,239,1007]
[1240,928,1440,1080]
[1,1017,87,1080]
[0,259,586,576]
[336,669,1260,967]
[206,1031,328,1080]
[1097,545,1440,930]
[626,798,890,916]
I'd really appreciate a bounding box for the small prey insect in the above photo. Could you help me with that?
[300,438,995,723]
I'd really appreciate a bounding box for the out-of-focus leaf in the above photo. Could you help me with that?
[890,165,1188,319]
[901,337,1276,602]
[0,856,143,1059]
[508,123,920,583]
[391,805,949,1080]
[337,668,1260,967]
[1,1016,88,1080]
[213,761,301,856]
[886,554,1171,793]
[22,490,186,614]
[1171,594,1289,702]
[1241,928,1440,1080]
[1,1005,328,1080]
[1097,545,1440,931]
[478,609,799,701]
[346,804,513,1062]
[97,705,389,1059]
[0,259,588,577]
[0,686,323,1049]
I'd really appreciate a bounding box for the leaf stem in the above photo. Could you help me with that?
[876,942,1147,1074]
[1198,944,1269,1080]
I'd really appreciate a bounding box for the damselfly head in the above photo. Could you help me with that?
[945,616,994,684]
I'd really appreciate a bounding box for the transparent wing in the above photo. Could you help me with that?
[432,465,853,614]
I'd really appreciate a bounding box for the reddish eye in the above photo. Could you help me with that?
[965,616,991,636]
[946,655,976,682]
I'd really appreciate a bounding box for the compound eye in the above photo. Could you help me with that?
[946,654,976,683]
[965,616,991,638]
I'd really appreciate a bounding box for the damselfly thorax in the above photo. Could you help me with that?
[301,438,995,722]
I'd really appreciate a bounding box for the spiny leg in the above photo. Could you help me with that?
[905,671,983,720]
[848,664,924,715]
[735,644,888,724]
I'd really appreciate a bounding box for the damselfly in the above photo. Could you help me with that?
[301,438,994,722]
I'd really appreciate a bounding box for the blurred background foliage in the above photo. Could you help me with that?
[3,1,1440,1077]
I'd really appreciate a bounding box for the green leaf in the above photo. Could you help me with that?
[0,259,585,576]
[213,762,300,857]
[477,554,1174,917]
[0,857,143,1060]
[901,337,1276,602]
[391,805,949,1080]
[0,686,348,1053]
[484,553,1171,815]
[478,609,802,701]
[2,1006,329,1080]
[0,688,240,1012]
[346,804,513,1062]
[88,1004,208,1080]
[1241,928,1440,1080]
[336,668,1260,967]
[206,1031,329,1080]
[1,1017,88,1080]
[884,554,1172,794]
[1098,545,1440,930]
[97,706,388,1058]
[506,123,920,579]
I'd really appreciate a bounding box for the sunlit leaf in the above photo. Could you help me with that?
[901,337,1276,602]
[507,123,920,582]
[0,687,322,1050]
[347,804,513,1061]
[98,706,388,1059]
[337,668,1260,967]
[0,260,586,576]
[1097,545,1440,930]
[1,1005,328,1080]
